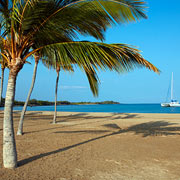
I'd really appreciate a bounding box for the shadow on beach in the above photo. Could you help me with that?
[22,113,140,134]
[18,120,180,167]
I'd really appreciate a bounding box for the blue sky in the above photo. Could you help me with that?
[3,0,180,103]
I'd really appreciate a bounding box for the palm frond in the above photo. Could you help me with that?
[84,70,99,96]
[34,41,159,74]
[42,49,74,72]
[13,0,147,44]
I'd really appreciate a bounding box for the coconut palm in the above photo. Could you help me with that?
[52,67,100,124]
[0,0,159,169]
[53,63,60,124]
[17,52,40,135]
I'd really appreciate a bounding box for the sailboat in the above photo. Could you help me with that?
[161,72,180,107]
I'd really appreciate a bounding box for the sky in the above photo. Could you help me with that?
[2,0,180,103]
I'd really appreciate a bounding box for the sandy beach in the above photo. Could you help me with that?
[0,111,180,180]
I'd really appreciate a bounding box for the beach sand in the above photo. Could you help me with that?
[0,111,180,180]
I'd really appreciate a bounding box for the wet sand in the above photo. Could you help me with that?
[0,111,180,180]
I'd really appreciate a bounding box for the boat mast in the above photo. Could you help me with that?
[171,72,173,101]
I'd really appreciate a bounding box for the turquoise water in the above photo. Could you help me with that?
[1,104,180,113]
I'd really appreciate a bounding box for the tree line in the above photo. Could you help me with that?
[0,98,120,106]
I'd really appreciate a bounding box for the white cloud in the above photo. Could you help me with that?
[60,85,87,89]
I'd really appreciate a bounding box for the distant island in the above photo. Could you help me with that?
[0,98,120,107]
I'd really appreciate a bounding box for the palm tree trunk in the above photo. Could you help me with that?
[3,69,18,169]
[17,61,38,135]
[0,67,5,105]
[53,69,60,124]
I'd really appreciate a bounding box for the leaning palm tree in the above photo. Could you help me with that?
[46,61,73,124]
[52,66,99,124]
[0,0,159,169]
[17,52,40,135]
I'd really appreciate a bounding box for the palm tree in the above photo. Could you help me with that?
[53,63,60,124]
[0,0,159,169]
[17,52,40,135]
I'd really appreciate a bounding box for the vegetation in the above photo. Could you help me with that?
[72,101,120,105]
[28,99,54,106]
[27,99,120,105]
[0,98,24,107]
[0,98,120,107]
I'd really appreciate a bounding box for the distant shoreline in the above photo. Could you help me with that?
[0,98,120,107]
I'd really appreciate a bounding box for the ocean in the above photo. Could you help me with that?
[1,104,180,113]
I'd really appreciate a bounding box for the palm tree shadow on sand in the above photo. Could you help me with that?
[18,121,180,167]
[21,113,139,134]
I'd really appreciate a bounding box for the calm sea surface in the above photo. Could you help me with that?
[1,104,180,113]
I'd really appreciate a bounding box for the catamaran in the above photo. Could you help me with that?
[161,72,180,107]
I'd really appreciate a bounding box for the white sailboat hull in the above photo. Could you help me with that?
[161,103,170,107]
[161,102,180,107]
[170,103,180,107]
